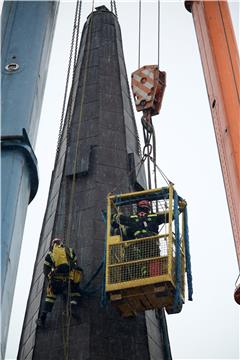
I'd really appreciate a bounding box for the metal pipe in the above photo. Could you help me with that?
[1,1,59,357]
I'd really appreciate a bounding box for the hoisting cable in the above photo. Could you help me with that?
[141,112,171,187]
[56,0,82,158]
[133,0,168,191]
[110,0,118,17]
[141,115,156,190]
[152,126,158,212]
[141,113,153,189]
[152,124,157,189]
[114,1,118,18]
[157,0,160,68]
[138,105,172,196]
[138,0,142,68]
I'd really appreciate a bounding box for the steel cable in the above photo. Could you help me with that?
[56,1,82,158]
[158,0,160,67]
[138,0,141,68]
[113,0,118,17]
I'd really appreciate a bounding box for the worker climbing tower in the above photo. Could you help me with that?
[18,6,172,360]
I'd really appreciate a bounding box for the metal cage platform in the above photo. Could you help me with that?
[105,185,187,317]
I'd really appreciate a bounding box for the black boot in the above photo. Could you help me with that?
[36,311,47,327]
[70,301,80,319]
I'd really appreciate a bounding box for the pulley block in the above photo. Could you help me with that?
[131,65,166,116]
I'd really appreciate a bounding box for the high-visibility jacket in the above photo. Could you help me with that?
[44,245,78,277]
[114,212,170,239]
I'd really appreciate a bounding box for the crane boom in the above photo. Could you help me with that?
[185,1,240,269]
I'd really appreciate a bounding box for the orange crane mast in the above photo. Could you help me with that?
[185,1,240,302]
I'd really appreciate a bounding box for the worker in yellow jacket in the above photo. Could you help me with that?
[37,238,83,327]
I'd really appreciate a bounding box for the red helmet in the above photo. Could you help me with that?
[137,200,151,211]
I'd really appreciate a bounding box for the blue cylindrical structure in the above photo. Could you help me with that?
[1,1,59,357]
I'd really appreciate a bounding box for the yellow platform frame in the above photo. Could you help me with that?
[105,185,186,316]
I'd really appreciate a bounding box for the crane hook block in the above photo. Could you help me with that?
[131,65,166,116]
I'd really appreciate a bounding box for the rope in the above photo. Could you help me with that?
[62,299,68,360]
[65,12,94,245]
[56,3,92,358]
[63,3,82,352]
[52,3,83,359]
[74,1,82,67]
[184,206,193,301]
[65,8,93,273]
[62,12,95,358]
[141,112,172,188]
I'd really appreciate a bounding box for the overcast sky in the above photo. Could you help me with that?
[6,1,239,359]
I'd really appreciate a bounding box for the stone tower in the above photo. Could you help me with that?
[18,7,171,360]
